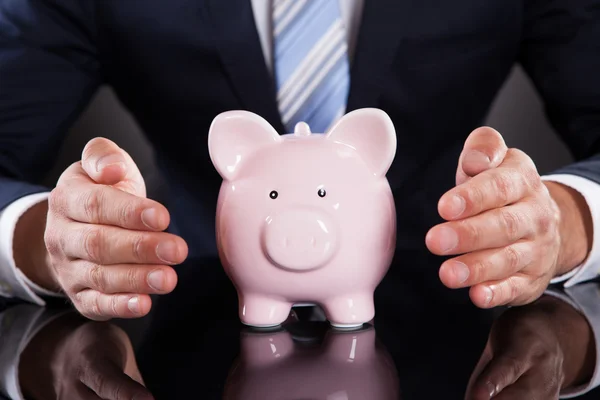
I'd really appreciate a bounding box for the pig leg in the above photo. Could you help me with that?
[239,294,293,327]
[322,293,375,329]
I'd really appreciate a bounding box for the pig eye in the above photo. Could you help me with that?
[317,188,326,198]
[269,190,278,199]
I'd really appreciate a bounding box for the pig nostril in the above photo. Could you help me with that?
[311,237,316,247]
[284,237,289,247]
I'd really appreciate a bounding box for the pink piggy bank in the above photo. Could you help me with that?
[208,108,397,328]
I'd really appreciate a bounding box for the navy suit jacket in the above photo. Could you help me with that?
[1,0,600,263]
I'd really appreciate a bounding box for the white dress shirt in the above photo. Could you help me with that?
[0,2,599,395]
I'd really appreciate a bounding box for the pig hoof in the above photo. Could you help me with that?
[242,321,282,328]
[330,322,364,330]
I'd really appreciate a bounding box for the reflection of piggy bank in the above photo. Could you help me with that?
[208,108,397,328]
[223,323,400,400]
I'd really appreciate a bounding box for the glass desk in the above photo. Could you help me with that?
[2,257,599,400]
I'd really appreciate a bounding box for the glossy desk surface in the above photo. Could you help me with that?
[3,257,600,400]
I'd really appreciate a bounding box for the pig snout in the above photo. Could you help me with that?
[263,208,338,271]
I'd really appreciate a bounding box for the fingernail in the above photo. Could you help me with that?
[452,261,470,283]
[464,150,491,166]
[482,286,494,306]
[437,226,458,252]
[96,154,125,172]
[128,296,140,314]
[156,241,178,264]
[147,269,165,291]
[141,208,161,230]
[448,195,466,218]
[486,382,497,397]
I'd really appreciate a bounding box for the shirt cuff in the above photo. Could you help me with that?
[545,284,600,398]
[0,192,63,305]
[542,174,600,287]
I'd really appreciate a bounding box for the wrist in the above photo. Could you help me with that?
[531,296,595,389]
[544,181,593,276]
[13,200,60,292]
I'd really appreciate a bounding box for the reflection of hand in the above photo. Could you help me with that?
[426,128,592,308]
[19,312,153,400]
[466,295,596,399]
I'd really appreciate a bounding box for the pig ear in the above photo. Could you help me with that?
[325,108,396,176]
[208,110,281,180]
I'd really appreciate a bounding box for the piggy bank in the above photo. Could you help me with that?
[208,108,397,328]
[222,323,401,400]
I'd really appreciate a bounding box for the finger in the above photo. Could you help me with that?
[493,371,560,400]
[457,127,507,183]
[80,359,154,400]
[62,222,188,265]
[427,203,535,255]
[80,137,146,196]
[55,182,170,231]
[468,353,531,400]
[441,168,531,223]
[466,342,494,400]
[439,241,534,289]
[469,275,545,308]
[73,261,178,294]
[74,291,152,320]
[73,384,102,400]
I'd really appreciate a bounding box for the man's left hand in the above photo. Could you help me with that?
[426,127,592,308]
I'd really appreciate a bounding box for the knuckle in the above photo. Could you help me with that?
[43,226,61,256]
[504,245,522,271]
[83,228,103,262]
[461,220,481,247]
[131,233,146,262]
[118,200,137,227]
[500,209,522,241]
[126,267,141,292]
[505,355,525,382]
[537,204,559,235]
[469,259,488,283]
[92,370,108,395]
[88,264,106,292]
[81,188,103,224]
[491,171,513,204]
[75,291,101,319]
[506,276,522,301]
[110,295,120,316]
[48,186,66,214]
[465,184,485,212]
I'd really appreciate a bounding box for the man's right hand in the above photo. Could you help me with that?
[41,137,187,320]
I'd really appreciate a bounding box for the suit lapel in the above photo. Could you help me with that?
[347,0,412,111]
[206,0,285,133]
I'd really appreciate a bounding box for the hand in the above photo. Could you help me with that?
[44,137,188,320]
[465,295,595,399]
[426,127,592,308]
[19,312,153,400]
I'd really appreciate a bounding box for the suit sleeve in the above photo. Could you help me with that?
[519,0,600,284]
[0,0,101,209]
[519,0,600,177]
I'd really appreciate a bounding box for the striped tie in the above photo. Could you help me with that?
[272,0,350,133]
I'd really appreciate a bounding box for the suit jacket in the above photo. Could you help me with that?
[1,0,599,264]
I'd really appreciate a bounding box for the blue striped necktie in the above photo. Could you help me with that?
[272,0,350,133]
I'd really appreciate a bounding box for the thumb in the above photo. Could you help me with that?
[81,137,146,197]
[456,127,508,185]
